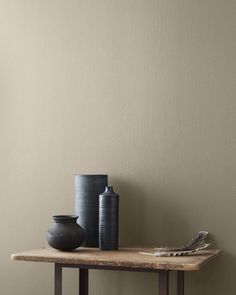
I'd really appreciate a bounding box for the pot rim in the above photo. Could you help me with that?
[73,173,108,177]
[52,215,78,220]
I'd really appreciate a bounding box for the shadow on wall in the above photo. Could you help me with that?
[187,251,236,295]
[111,176,191,247]
[108,177,230,295]
[112,177,148,245]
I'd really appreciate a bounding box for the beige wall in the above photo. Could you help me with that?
[0,0,235,294]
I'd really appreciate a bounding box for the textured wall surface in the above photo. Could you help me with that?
[0,1,235,294]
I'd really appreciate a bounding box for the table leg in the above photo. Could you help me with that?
[54,264,62,295]
[159,270,169,295]
[177,271,184,295]
[79,268,89,295]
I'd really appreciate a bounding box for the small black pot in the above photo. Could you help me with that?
[47,215,85,251]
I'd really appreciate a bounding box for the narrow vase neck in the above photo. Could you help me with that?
[105,186,114,193]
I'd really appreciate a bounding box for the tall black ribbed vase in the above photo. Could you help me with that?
[99,186,119,250]
[74,174,108,247]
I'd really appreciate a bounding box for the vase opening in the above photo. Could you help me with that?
[74,174,108,177]
[53,215,78,223]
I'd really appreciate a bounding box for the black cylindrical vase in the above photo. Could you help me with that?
[74,174,108,247]
[99,186,119,250]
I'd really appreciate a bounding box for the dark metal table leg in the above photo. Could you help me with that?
[159,270,169,295]
[79,268,89,295]
[177,271,184,295]
[55,264,62,295]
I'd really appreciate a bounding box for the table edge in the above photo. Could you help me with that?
[11,248,221,272]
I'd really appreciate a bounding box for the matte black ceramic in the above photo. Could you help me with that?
[47,215,85,251]
[99,186,119,250]
[74,174,108,247]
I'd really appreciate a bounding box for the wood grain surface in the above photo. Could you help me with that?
[11,247,220,271]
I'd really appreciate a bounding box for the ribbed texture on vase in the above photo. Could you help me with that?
[99,186,119,250]
[74,174,108,247]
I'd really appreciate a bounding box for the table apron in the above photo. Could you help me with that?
[54,263,184,295]
[55,263,178,273]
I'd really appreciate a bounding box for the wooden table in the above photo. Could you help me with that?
[11,247,220,295]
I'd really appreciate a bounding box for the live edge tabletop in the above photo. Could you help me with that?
[11,246,219,271]
[11,247,220,295]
